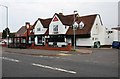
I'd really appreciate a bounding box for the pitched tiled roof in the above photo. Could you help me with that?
[45,29,49,35]
[112,27,120,31]
[55,13,79,26]
[33,18,52,28]
[66,14,98,35]
[16,26,26,35]
[39,18,52,28]
[16,24,33,36]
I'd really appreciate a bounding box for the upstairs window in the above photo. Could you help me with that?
[79,21,85,29]
[37,28,41,31]
[53,25,58,33]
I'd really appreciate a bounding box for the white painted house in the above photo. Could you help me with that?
[33,18,52,45]
[32,13,112,48]
[48,13,110,47]
[48,13,73,47]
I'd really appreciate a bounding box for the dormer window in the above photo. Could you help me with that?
[79,21,85,29]
[37,28,41,31]
[73,22,78,30]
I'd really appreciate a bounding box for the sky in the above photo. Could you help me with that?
[0,0,119,32]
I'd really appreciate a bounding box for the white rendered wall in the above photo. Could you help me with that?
[76,38,92,46]
[35,37,37,45]
[91,15,106,46]
[34,20,47,45]
[113,30,120,41]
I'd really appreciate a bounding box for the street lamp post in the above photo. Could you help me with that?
[0,4,9,45]
[73,10,78,50]
[0,5,8,28]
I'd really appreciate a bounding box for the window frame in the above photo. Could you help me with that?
[37,27,41,31]
[37,36,42,44]
[79,21,85,29]
[53,25,58,33]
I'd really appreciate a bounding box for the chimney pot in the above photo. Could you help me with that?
[25,22,30,29]
[59,13,63,15]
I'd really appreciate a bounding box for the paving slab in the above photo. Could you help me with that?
[2,47,94,56]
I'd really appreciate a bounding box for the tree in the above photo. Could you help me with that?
[5,27,10,35]
[2,30,7,39]
[2,27,10,39]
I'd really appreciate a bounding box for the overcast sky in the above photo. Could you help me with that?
[0,0,119,32]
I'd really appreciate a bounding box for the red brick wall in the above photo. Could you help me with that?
[24,29,31,37]
[29,43,71,51]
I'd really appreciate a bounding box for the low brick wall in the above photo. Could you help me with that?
[2,43,7,47]
[29,44,71,51]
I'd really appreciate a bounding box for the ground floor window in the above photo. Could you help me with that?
[8,37,27,48]
[49,35,65,42]
[29,36,34,43]
[37,36,42,44]
[22,38,26,43]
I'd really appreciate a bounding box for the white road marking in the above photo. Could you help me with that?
[32,63,77,74]
[39,56,61,59]
[0,57,20,62]
[39,56,53,59]
[39,56,44,57]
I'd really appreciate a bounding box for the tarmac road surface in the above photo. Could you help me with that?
[1,47,118,77]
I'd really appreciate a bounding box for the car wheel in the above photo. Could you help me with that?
[94,42,100,48]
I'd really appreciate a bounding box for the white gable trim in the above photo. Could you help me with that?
[51,15,62,24]
[49,15,69,35]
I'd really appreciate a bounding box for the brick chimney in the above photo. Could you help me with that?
[25,22,30,29]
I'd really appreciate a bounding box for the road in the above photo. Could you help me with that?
[1,47,118,77]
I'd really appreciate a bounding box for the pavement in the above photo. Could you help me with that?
[2,47,93,56]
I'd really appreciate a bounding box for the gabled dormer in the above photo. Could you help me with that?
[49,14,65,34]
[49,13,79,35]
[33,18,52,35]
[79,21,85,29]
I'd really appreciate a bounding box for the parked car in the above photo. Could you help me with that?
[112,41,120,49]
